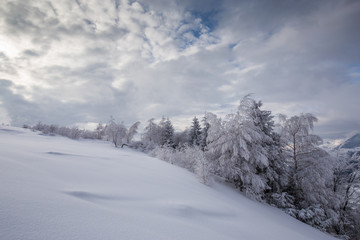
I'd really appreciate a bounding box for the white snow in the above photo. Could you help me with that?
[0,126,338,240]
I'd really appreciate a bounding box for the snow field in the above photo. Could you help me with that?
[0,127,338,240]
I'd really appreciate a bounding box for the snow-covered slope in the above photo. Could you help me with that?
[337,133,360,149]
[331,133,360,161]
[0,126,337,240]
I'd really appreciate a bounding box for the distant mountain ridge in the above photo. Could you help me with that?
[335,132,360,150]
[332,132,360,166]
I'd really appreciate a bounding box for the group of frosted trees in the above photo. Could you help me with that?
[29,117,141,148]
[142,117,176,149]
[29,95,359,239]
[144,96,359,239]
[30,122,103,140]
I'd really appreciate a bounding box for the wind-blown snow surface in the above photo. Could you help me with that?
[0,127,337,240]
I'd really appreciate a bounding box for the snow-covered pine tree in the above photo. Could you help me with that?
[184,145,212,185]
[238,96,288,201]
[174,129,190,148]
[206,96,273,200]
[200,114,210,151]
[189,116,202,147]
[160,117,175,147]
[95,123,105,139]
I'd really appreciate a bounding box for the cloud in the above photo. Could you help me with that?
[0,0,359,138]
[208,0,360,137]
[0,79,41,125]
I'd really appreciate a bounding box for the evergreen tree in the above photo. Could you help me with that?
[200,114,210,151]
[189,116,202,146]
[174,129,190,148]
[160,117,175,147]
[95,123,105,139]
[206,96,273,199]
[239,96,288,198]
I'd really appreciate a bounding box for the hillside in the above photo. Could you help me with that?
[0,126,338,240]
[332,133,360,162]
[333,132,360,157]
[337,133,360,149]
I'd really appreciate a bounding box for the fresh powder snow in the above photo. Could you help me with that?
[0,126,338,240]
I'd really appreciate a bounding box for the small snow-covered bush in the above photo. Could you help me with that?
[194,149,212,185]
[149,145,212,185]
[149,146,175,164]
[297,205,332,231]
[270,192,295,209]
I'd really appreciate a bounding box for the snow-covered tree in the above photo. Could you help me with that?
[149,146,175,164]
[105,116,127,147]
[239,96,288,200]
[126,121,140,144]
[331,154,360,236]
[192,146,212,185]
[174,129,190,148]
[206,96,274,199]
[189,116,202,146]
[150,144,212,185]
[296,149,336,207]
[95,123,105,139]
[278,113,321,173]
[142,118,161,149]
[68,127,81,139]
[278,113,338,230]
[159,117,175,147]
[200,114,210,151]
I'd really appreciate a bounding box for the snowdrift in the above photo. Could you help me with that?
[0,126,337,240]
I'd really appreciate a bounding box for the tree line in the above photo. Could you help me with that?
[27,95,360,239]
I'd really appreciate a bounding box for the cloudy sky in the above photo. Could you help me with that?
[0,0,359,138]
